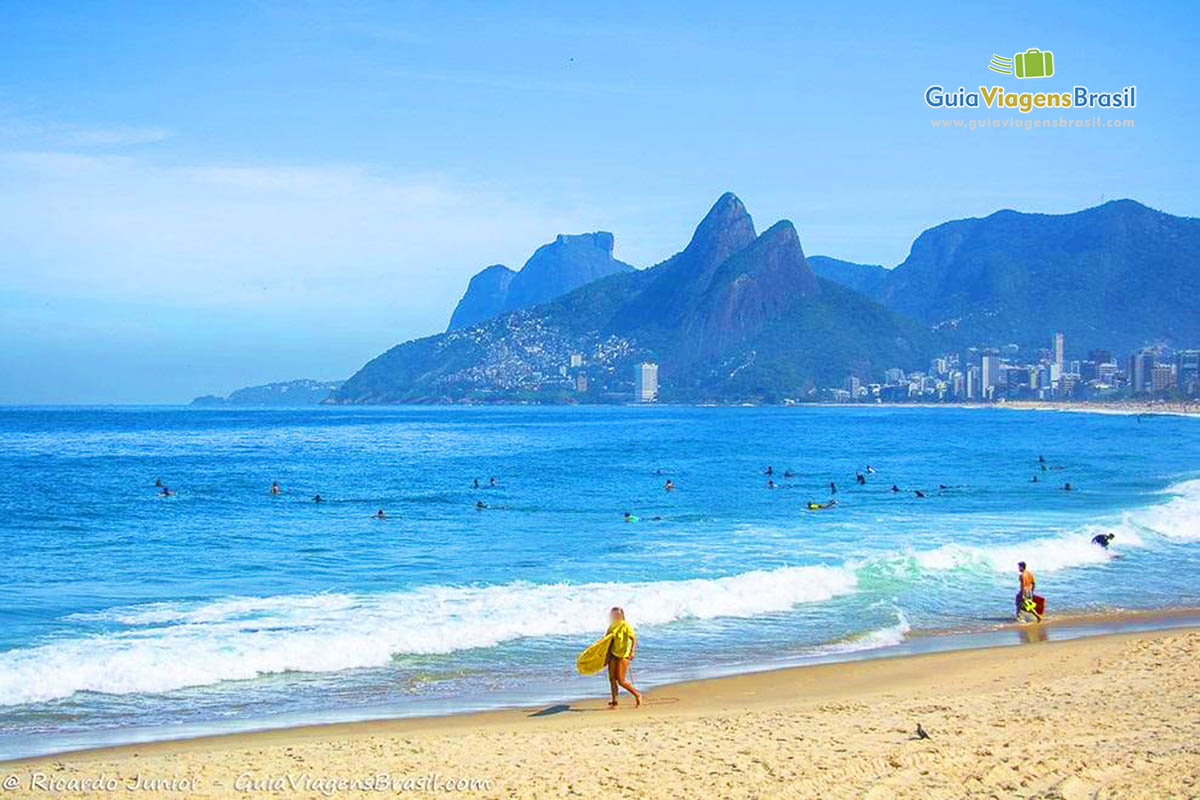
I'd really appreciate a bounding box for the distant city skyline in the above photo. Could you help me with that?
[2,2,1197,403]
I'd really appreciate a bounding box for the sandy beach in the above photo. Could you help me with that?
[7,622,1199,799]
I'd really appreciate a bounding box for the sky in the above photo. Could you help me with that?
[1,0,1196,403]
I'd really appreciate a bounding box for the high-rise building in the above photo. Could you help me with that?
[966,365,980,400]
[633,362,658,403]
[1128,350,1155,393]
[569,353,583,368]
[1178,350,1200,395]
[981,354,1000,395]
[1053,332,1065,371]
[885,368,905,384]
[575,374,588,393]
[844,376,861,398]
[1151,364,1175,393]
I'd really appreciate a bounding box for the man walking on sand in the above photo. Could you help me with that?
[1016,561,1042,622]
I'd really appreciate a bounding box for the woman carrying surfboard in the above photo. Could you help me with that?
[576,607,642,708]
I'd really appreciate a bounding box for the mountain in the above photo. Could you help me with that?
[446,232,634,331]
[332,194,933,404]
[191,379,343,406]
[875,200,1200,353]
[446,264,515,330]
[807,256,889,297]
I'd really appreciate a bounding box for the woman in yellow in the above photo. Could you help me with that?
[605,607,642,708]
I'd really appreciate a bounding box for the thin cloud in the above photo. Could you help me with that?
[0,119,173,147]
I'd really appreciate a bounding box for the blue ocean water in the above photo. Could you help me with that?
[0,405,1198,759]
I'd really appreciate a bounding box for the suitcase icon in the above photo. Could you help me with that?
[1014,48,1054,79]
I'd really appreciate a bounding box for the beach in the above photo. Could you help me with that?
[6,622,1199,799]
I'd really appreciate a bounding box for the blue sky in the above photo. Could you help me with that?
[1,0,1196,403]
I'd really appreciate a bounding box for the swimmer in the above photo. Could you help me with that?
[767,479,777,489]
[476,500,487,510]
[375,509,386,519]
[154,477,163,488]
[891,484,900,493]
[313,494,323,503]
[829,481,838,494]
[270,482,281,495]
[1031,475,1039,482]
[664,479,675,492]
[473,478,480,489]
[914,490,926,498]
[783,469,796,478]
[623,511,638,523]
[806,499,838,510]
[1063,482,1074,491]
[158,486,174,497]
[489,476,497,487]
[866,465,876,473]
[1092,532,1115,548]
[856,473,866,485]
[765,466,774,476]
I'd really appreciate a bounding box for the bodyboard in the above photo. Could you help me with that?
[576,634,613,675]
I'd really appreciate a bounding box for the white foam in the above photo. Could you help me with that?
[1129,478,1200,542]
[810,609,911,656]
[0,564,857,706]
[912,530,1122,574]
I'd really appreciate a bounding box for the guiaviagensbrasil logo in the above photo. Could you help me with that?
[989,49,1054,79]
[925,47,1136,114]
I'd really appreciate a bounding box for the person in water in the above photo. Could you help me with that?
[158,485,173,497]
[764,466,774,476]
[489,477,497,487]
[767,479,777,489]
[1031,475,1039,483]
[829,481,838,494]
[375,509,386,519]
[476,500,487,510]
[891,484,900,493]
[914,489,926,498]
[270,482,281,495]
[807,499,837,510]
[154,477,163,488]
[1092,533,1115,548]
[313,494,323,503]
[866,465,876,473]
[605,607,641,708]
[783,469,796,478]
[1017,561,1041,622]
[473,478,480,489]
[856,472,866,485]
[1063,482,1074,491]
[623,511,638,522]
[664,479,675,491]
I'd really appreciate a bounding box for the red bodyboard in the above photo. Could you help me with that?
[1033,595,1046,616]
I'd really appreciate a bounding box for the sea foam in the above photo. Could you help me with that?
[0,564,857,706]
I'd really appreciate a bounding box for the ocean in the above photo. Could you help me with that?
[1,405,1197,759]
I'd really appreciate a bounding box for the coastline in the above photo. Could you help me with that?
[6,611,1200,798]
[810,400,1200,417]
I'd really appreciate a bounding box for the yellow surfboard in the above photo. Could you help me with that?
[576,634,613,675]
